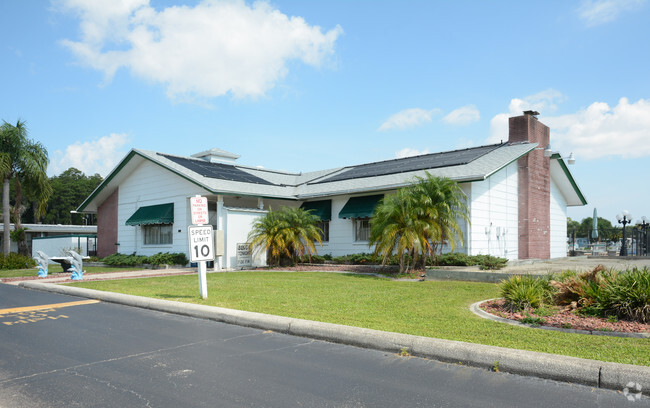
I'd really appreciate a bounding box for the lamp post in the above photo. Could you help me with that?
[637,216,649,257]
[616,211,633,256]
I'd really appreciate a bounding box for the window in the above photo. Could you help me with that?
[354,219,370,242]
[317,221,330,242]
[143,224,173,245]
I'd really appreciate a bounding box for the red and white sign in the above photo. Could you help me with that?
[190,195,209,225]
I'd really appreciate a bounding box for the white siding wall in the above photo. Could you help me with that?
[550,178,568,258]
[436,183,469,256]
[224,208,267,269]
[316,194,376,257]
[468,162,519,260]
[118,160,208,256]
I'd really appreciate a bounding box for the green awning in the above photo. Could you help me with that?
[125,203,174,226]
[338,195,383,219]
[300,200,332,221]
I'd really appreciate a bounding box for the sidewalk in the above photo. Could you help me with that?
[434,256,650,275]
[2,267,196,285]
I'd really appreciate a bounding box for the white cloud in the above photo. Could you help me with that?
[487,89,565,144]
[378,108,440,131]
[59,0,342,101]
[577,0,645,26]
[546,98,650,159]
[395,148,430,158]
[488,92,650,159]
[442,105,480,125]
[49,133,130,176]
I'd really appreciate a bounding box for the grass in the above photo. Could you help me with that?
[67,272,650,366]
[0,265,142,279]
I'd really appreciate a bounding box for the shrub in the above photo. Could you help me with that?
[146,252,188,266]
[434,253,507,269]
[103,252,188,267]
[475,255,508,270]
[520,313,546,326]
[102,253,148,266]
[499,275,553,312]
[0,252,36,270]
[297,254,323,264]
[549,265,607,306]
[598,267,650,323]
[436,252,472,266]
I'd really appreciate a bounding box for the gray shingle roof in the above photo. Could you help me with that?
[77,141,586,212]
[311,143,503,184]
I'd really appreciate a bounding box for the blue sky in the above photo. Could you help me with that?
[2,0,649,225]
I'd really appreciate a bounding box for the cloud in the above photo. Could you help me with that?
[488,92,650,160]
[395,148,430,158]
[487,89,565,144]
[378,108,441,131]
[49,133,130,176]
[442,105,480,125]
[577,0,645,26]
[546,98,650,159]
[58,0,342,101]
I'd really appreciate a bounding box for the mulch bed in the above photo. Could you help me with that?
[481,298,650,334]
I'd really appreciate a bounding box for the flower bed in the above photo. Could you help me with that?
[481,298,650,334]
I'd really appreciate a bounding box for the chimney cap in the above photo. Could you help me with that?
[523,110,540,117]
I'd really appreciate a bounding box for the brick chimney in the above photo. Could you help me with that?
[509,111,551,259]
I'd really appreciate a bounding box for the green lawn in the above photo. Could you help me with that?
[68,271,649,366]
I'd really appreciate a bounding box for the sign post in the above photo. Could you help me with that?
[188,195,213,299]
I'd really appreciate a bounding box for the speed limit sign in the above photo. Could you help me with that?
[188,225,214,262]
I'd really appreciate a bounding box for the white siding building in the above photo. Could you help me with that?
[78,112,586,268]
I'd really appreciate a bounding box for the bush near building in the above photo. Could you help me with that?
[298,252,507,270]
[102,252,188,267]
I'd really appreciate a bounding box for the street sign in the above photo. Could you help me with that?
[188,225,214,262]
[190,195,209,225]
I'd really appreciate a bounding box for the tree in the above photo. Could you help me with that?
[369,174,469,273]
[43,168,103,225]
[578,217,615,242]
[247,206,323,266]
[411,173,470,260]
[0,120,52,255]
[369,188,433,273]
[567,217,580,236]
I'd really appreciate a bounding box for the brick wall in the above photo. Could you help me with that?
[510,114,551,259]
[97,189,119,258]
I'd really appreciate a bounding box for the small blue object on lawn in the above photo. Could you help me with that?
[34,251,49,277]
[68,250,84,280]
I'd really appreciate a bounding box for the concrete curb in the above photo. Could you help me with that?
[19,281,650,394]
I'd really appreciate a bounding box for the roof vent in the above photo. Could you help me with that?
[191,148,240,164]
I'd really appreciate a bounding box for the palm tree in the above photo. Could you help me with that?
[247,206,322,266]
[0,120,52,255]
[368,174,469,273]
[369,188,434,273]
[411,173,469,263]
